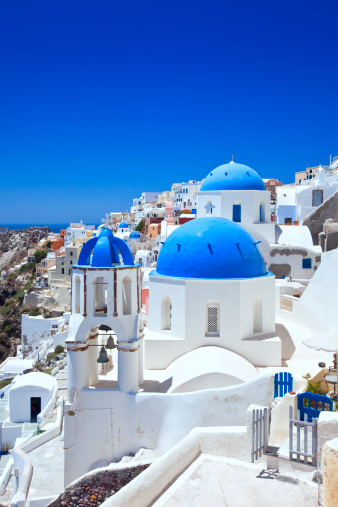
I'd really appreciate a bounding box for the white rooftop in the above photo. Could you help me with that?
[10,372,55,392]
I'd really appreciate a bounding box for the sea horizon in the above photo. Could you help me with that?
[0,223,78,233]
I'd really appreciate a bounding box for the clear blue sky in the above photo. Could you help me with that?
[1,0,338,224]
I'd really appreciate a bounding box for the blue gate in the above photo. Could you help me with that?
[298,392,333,422]
[274,372,293,398]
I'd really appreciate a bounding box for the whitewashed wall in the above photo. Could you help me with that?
[64,373,274,485]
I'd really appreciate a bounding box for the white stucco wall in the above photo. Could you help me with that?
[147,274,280,368]
[9,373,56,423]
[64,373,274,485]
[197,189,275,243]
[21,315,60,358]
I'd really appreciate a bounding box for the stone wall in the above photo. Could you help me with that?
[303,190,338,248]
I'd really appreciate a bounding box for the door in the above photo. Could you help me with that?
[233,204,241,223]
[31,397,41,422]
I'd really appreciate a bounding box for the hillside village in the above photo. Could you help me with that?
[2,156,338,506]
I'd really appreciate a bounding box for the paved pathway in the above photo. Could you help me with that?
[27,435,64,500]
[154,455,318,507]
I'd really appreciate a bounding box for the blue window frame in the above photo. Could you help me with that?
[302,258,312,269]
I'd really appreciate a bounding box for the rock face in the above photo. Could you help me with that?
[0,226,49,271]
[0,227,51,362]
[23,285,71,312]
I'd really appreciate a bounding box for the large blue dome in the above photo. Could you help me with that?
[155,217,267,279]
[76,228,135,268]
[200,161,265,192]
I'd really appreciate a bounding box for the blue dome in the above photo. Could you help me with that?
[200,161,265,192]
[155,217,267,279]
[77,228,134,268]
[130,231,140,239]
[119,222,128,229]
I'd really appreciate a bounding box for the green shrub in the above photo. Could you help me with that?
[55,345,64,354]
[45,241,52,248]
[34,361,42,369]
[0,378,13,390]
[135,220,144,232]
[19,262,36,273]
[29,307,41,317]
[21,307,30,314]
[2,304,15,316]
[15,290,25,306]
[305,380,325,396]
[4,298,15,307]
[46,352,57,362]
[34,250,48,263]
[3,324,15,335]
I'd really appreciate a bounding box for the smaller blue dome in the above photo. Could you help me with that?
[77,228,134,268]
[130,231,140,239]
[119,222,128,229]
[200,161,265,192]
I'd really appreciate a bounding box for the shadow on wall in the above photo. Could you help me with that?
[275,323,296,361]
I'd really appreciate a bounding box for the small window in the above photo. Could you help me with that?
[62,268,64,274]
[70,252,73,256]
[302,258,312,269]
[206,303,220,336]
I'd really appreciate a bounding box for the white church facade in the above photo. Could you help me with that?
[63,211,283,485]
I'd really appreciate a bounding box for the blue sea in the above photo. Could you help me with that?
[0,224,70,233]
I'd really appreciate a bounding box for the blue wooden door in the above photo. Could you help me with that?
[233,204,241,223]
[298,392,333,422]
[274,372,293,398]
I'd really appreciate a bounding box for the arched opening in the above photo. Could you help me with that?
[205,301,220,337]
[122,276,132,315]
[93,277,108,316]
[253,298,263,333]
[259,202,265,223]
[161,297,172,330]
[75,275,81,314]
[232,203,241,223]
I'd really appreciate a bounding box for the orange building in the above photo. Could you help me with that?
[147,223,161,239]
[51,238,64,250]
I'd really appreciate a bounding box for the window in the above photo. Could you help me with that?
[161,297,172,330]
[70,252,73,256]
[122,277,132,315]
[259,203,265,223]
[284,217,292,225]
[253,298,263,333]
[206,302,220,336]
[70,260,72,265]
[233,204,241,222]
[93,277,108,315]
[75,276,80,313]
[302,258,312,269]
[62,268,64,275]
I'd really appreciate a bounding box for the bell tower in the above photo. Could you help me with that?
[66,227,143,403]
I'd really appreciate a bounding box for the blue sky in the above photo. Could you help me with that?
[1,1,338,224]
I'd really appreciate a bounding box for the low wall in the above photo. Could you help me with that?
[37,382,58,423]
[64,375,274,485]
[322,437,338,507]
[100,405,262,507]
[9,402,64,507]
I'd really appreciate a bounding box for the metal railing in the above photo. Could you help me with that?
[251,408,268,462]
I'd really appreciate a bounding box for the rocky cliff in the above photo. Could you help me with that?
[0,227,61,362]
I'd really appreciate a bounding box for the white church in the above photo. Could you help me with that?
[63,161,286,485]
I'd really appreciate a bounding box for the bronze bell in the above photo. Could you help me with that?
[97,346,110,363]
[106,335,116,350]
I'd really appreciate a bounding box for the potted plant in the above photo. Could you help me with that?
[1,442,10,455]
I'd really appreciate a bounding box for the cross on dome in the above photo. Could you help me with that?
[101,213,112,229]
